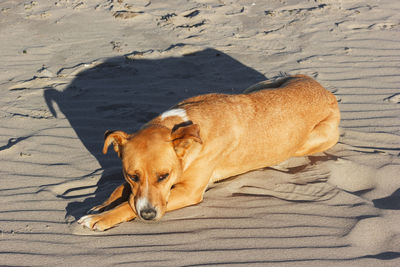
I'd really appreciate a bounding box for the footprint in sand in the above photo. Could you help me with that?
[347,217,399,255]
[159,8,206,31]
[113,10,143,19]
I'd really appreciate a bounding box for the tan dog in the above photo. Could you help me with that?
[78,75,340,231]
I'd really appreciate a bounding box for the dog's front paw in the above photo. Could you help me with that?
[77,214,112,231]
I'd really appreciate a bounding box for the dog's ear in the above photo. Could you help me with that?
[103,130,129,157]
[171,124,202,158]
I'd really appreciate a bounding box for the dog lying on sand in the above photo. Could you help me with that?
[78,74,340,231]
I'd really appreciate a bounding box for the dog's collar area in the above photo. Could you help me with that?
[160,108,189,121]
[144,120,194,135]
[171,120,194,133]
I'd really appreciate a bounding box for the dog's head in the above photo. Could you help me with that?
[103,123,202,221]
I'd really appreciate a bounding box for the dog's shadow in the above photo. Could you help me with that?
[44,48,267,221]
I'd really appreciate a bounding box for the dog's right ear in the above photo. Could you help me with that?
[171,124,202,159]
[103,130,128,157]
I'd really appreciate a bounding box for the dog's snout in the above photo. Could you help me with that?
[140,208,157,220]
[136,197,158,221]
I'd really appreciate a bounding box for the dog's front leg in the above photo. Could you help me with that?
[78,201,136,231]
[88,182,131,214]
[166,165,212,212]
[166,183,205,212]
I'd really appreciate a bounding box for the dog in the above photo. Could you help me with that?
[78,74,340,231]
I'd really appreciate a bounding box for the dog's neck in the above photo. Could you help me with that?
[145,110,194,134]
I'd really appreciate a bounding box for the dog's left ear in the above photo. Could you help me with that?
[171,124,202,158]
[103,130,129,157]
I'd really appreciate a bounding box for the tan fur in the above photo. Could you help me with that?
[78,75,340,231]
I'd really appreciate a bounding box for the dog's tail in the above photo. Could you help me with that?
[244,73,291,93]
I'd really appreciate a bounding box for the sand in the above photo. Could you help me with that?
[1,0,400,265]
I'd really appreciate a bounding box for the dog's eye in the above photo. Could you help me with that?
[158,173,169,182]
[128,174,140,182]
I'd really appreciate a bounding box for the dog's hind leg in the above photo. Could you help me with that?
[89,182,131,214]
[294,107,340,157]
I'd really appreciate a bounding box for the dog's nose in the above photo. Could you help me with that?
[140,208,157,220]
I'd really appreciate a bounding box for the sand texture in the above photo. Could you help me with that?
[1,0,400,265]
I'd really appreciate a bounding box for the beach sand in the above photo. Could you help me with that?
[1,0,400,265]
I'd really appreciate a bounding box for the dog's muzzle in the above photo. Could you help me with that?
[136,197,158,221]
[140,207,157,220]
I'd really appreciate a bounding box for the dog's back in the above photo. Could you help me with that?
[151,75,340,181]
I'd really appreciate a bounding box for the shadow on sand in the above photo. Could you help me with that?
[44,48,267,220]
